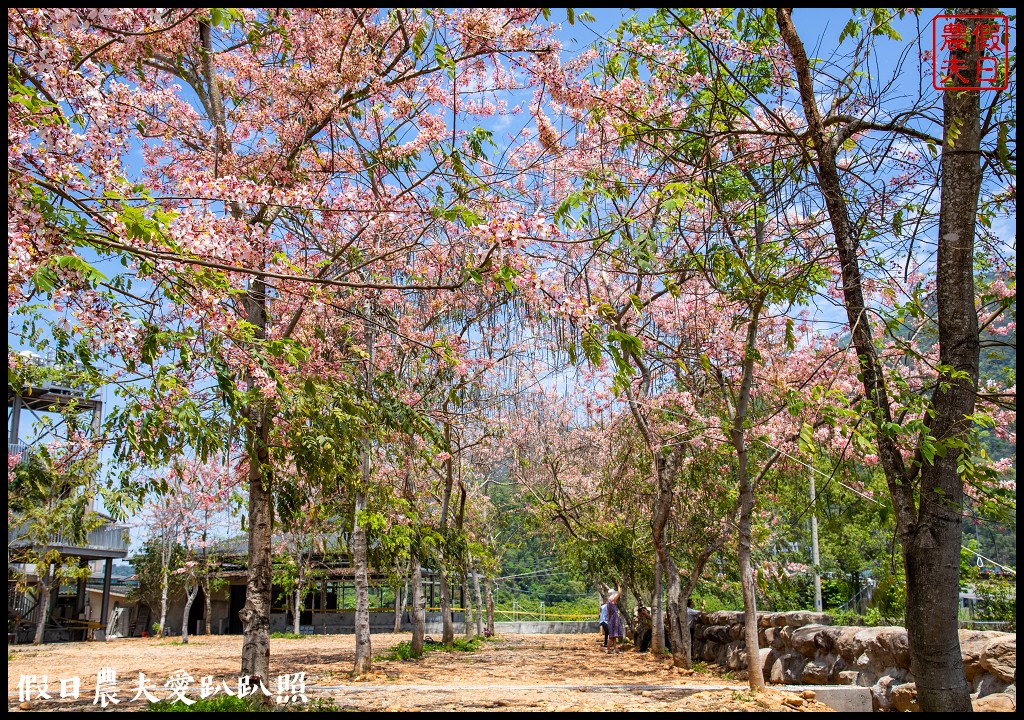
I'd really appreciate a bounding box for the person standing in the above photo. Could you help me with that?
[686,598,700,658]
[605,583,624,654]
[598,600,610,648]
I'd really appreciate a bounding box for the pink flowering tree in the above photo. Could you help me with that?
[138,458,234,642]
[9,7,566,682]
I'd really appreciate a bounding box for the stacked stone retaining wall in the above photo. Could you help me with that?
[692,610,1015,711]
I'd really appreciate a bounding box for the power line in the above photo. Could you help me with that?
[753,437,882,506]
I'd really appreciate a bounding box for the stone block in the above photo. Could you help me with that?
[960,630,1008,681]
[776,685,873,713]
[725,640,747,670]
[980,635,1016,684]
[700,641,718,663]
[784,611,815,628]
[851,626,909,668]
[759,647,775,677]
[891,682,918,712]
[828,626,863,664]
[758,613,774,629]
[837,670,861,686]
[771,652,807,684]
[791,624,828,657]
[822,654,845,682]
[975,672,1010,698]
[707,610,743,626]
[973,693,1016,712]
[870,675,900,712]
[803,661,830,684]
[704,625,731,644]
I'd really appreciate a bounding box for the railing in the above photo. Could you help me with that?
[959,619,1014,631]
[8,522,130,553]
[8,585,42,624]
[9,442,30,465]
[492,606,594,622]
[836,579,877,614]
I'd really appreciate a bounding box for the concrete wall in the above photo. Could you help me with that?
[494,621,600,634]
[275,610,465,634]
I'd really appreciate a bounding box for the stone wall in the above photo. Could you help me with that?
[692,610,1016,712]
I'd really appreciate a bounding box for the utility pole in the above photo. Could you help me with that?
[810,466,822,612]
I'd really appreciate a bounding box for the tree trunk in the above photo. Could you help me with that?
[393,569,406,634]
[484,577,495,637]
[462,572,474,639]
[352,490,372,675]
[352,304,375,674]
[472,566,484,638]
[403,438,426,656]
[732,304,765,690]
[240,412,273,687]
[410,551,426,656]
[651,447,688,665]
[664,559,689,668]
[736,467,763,689]
[293,586,302,636]
[239,253,274,694]
[438,570,453,644]
[651,556,664,654]
[902,10,985,711]
[33,567,52,645]
[181,581,198,644]
[438,422,455,644]
[159,565,169,637]
[202,573,212,636]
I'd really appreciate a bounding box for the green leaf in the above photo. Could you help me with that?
[412,26,428,58]
[838,18,860,44]
[996,124,1013,174]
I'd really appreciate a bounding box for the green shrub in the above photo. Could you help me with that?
[870,572,906,623]
[378,635,488,661]
[148,695,267,712]
[270,632,308,639]
[975,577,1016,631]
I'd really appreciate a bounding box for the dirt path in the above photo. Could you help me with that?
[9,633,832,711]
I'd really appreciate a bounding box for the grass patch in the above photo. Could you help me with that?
[298,697,360,712]
[270,632,309,639]
[378,635,489,661]
[148,695,268,712]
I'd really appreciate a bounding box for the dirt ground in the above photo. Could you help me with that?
[9,633,833,712]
